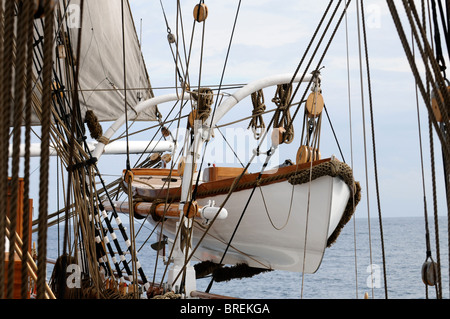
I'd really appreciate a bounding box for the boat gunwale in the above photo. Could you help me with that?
[125,158,333,201]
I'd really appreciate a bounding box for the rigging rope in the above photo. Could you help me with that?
[164,0,244,294]
[430,0,448,80]
[163,3,348,292]
[7,0,32,299]
[21,0,35,299]
[37,0,56,299]
[386,1,450,159]
[171,1,213,289]
[387,0,450,298]
[356,0,376,299]
[121,0,131,172]
[59,0,85,299]
[272,84,294,144]
[0,0,160,299]
[285,1,335,105]
[0,0,15,299]
[159,0,185,85]
[121,0,139,298]
[424,0,444,300]
[323,105,346,163]
[428,0,450,298]
[286,0,352,144]
[359,0,389,299]
[412,2,441,298]
[165,0,355,295]
[343,3,359,299]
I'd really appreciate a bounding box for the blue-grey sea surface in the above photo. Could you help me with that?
[40,216,449,299]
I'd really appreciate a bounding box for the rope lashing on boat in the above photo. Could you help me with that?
[97,136,110,146]
[248,89,266,140]
[85,110,103,141]
[189,88,214,127]
[288,159,361,247]
[149,199,169,222]
[272,83,294,144]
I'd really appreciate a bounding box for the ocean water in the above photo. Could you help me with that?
[39,216,449,299]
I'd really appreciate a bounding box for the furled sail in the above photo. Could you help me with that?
[29,0,159,126]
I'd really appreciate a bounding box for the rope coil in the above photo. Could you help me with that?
[272,84,294,144]
[190,88,214,126]
[248,89,266,140]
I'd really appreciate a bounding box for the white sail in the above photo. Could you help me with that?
[28,0,159,126]
[76,0,158,122]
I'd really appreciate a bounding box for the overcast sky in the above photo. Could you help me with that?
[124,0,449,219]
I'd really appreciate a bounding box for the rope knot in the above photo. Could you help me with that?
[329,159,341,176]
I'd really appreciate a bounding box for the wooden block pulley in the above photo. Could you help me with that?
[306,92,324,118]
[431,86,449,123]
[193,4,208,22]
[296,145,321,165]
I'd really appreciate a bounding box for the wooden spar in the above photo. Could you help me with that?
[105,201,202,220]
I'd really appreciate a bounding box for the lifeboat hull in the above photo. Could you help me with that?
[117,159,359,273]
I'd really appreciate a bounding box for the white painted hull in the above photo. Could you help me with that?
[148,175,351,273]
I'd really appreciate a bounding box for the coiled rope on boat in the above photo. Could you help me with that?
[272,84,295,144]
[248,89,267,140]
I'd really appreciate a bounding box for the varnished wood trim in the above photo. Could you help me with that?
[125,168,180,177]
[133,158,332,201]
